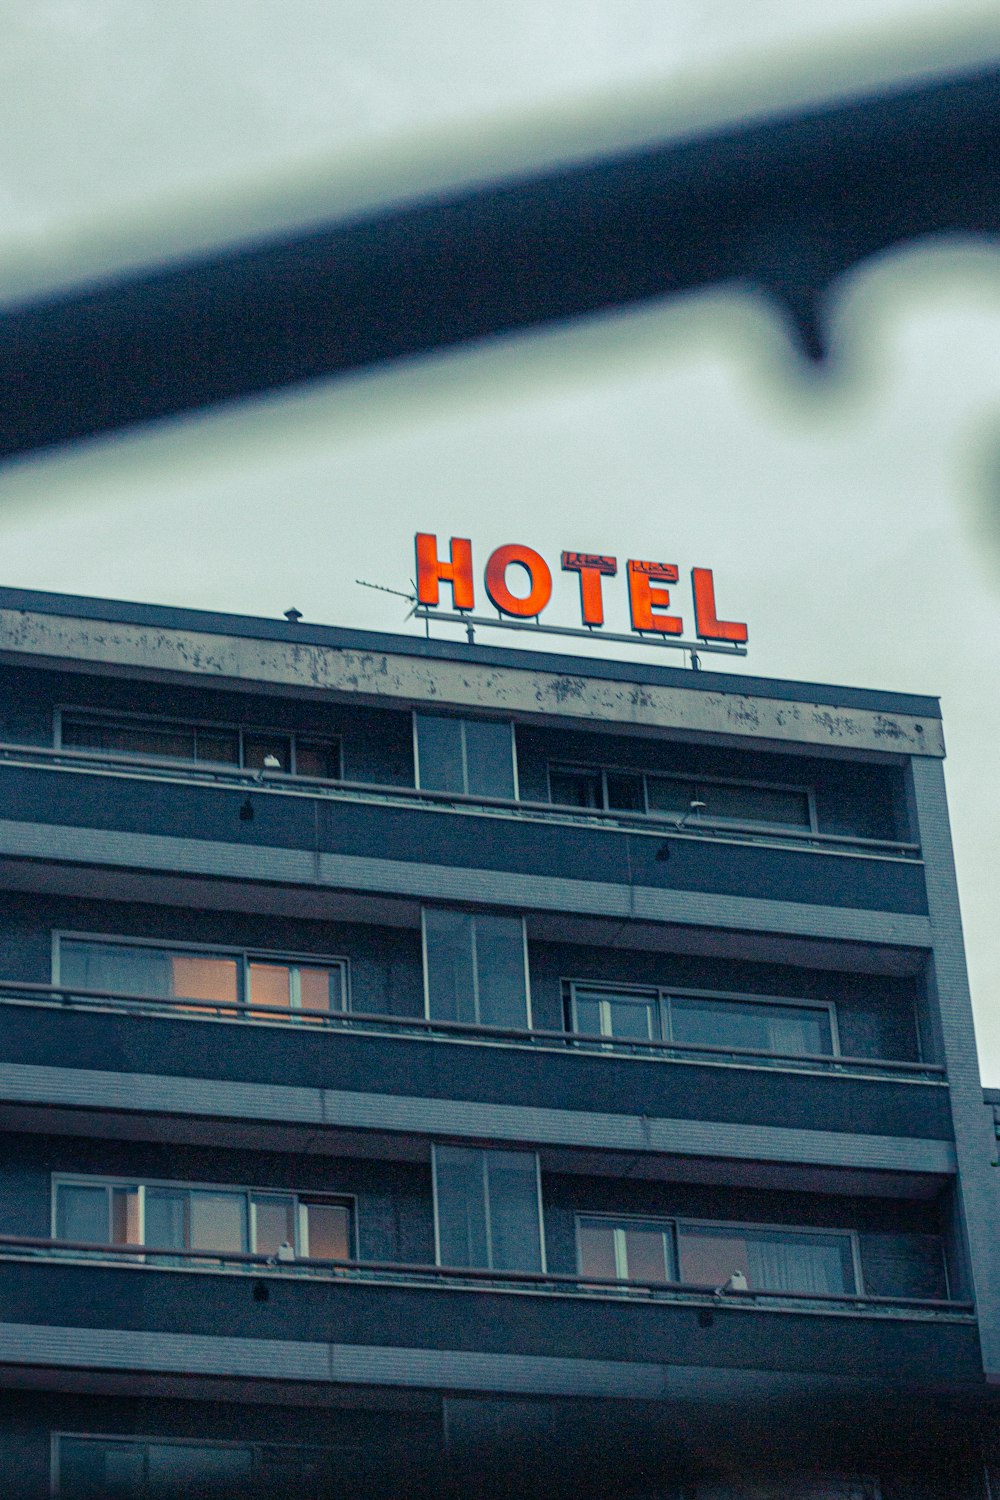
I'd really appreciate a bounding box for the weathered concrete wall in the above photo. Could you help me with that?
[0,609,944,757]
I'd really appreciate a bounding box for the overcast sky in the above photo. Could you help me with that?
[3,3,1000,1075]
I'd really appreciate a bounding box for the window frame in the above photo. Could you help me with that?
[421,907,533,1030]
[53,704,343,780]
[50,1431,360,1499]
[565,979,841,1058]
[53,930,351,1018]
[51,1172,357,1261]
[574,1211,863,1295]
[412,711,519,799]
[546,758,818,833]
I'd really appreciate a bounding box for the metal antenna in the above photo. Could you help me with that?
[355,578,427,634]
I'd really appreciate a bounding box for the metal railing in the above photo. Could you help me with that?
[0,740,921,862]
[0,980,946,1082]
[0,1233,972,1321]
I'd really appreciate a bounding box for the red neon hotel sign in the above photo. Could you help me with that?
[414,533,748,645]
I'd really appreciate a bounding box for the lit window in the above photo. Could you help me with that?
[58,938,348,1021]
[54,1178,352,1264]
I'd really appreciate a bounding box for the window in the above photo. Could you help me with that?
[568,982,836,1059]
[53,1177,352,1263]
[577,1216,675,1282]
[58,710,341,780]
[423,908,530,1028]
[433,1147,544,1273]
[576,1214,858,1297]
[57,937,348,1020]
[677,1224,857,1296]
[549,761,813,830]
[55,1434,353,1500]
[414,713,516,798]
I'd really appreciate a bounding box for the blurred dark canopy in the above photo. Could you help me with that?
[2,58,999,461]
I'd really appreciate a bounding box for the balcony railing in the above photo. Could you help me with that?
[0,1234,972,1322]
[0,981,947,1083]
[0,740,921,862]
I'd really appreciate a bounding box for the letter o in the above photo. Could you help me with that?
[484,544,553,618]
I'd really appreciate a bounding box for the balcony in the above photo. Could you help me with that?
[0,984,953,1176]
[0,743,927,927]
[0,1237,979,1402]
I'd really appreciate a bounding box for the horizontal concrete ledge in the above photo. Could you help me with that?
[0,609,944,756]
[0,819,933,949]
[0,1323,970,1400]
[0,1063,957,1175]
[0,1321,665,1398]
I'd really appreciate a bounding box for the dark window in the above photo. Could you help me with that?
[670,995,833,1057]
[58,712,339,779]
[549,760,813,830]
[434,1147,542,1272]
[568,984,836,1059]
[548,765,603,808]
[55,1435,351,1500]
[243,732,291,772]
[414,713,516,798]
[423,908,529,1028]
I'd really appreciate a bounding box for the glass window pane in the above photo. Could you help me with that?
[58,1437,145,1500]
[56,1184,109,1243]
[577,1220,618,1280]
[170,955,239,1007]
[701,782,812,827]
[146,1441,253,1497]
[573,990,658,1041]
[295,738,340,779]
[414,713,465,793]
[622,1224,672,1282]
[189,1192,247,1254]
[646,777,698,815]
[424,908,477,1024]
[194,730,239,765]
[484,1151,543,1273]
[111,1186,141,1245]
[573,997,602,1037]
[473,914,529,1028]
[252,1194,296,1256]
[605,772,644,811]
[677,1229,751,1289]
[549,766,603,808]
[678,1226,854,1295]
[60,940,173,998]
[670,996,832,1057]
[62,717,195,761]
[745,1231,855,1295]
[243,733,291,771]
[303,1202,351,1260]
[462,719,516,799]
[144,1189,188,1252]
[434,1146,490,1268]
[248,962,291,1010]
[298,965,344,1014]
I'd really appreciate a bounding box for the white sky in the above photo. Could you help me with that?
[2,3,1000,1075]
